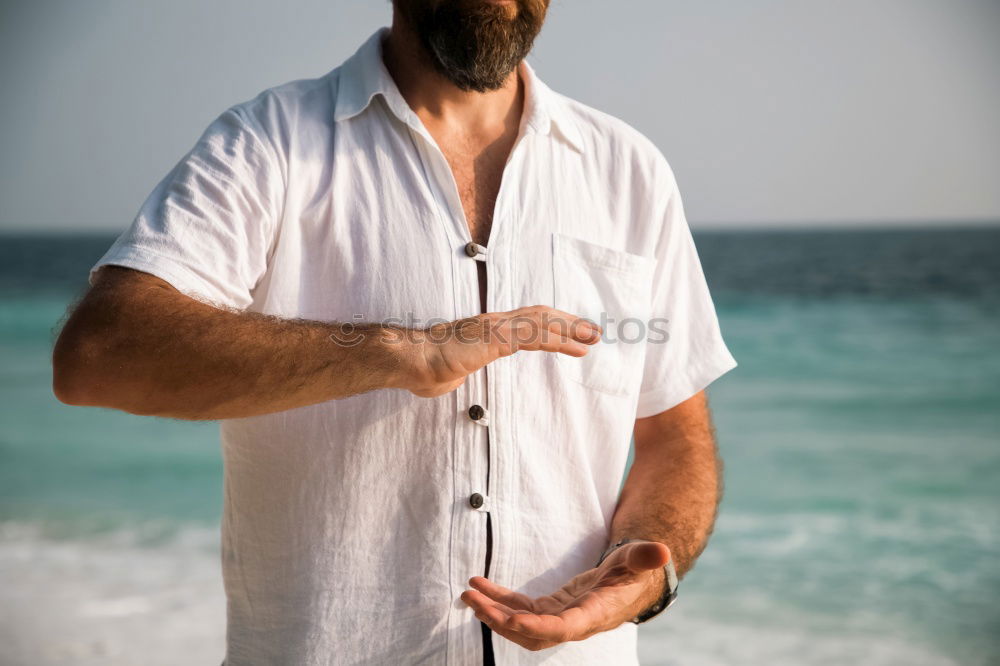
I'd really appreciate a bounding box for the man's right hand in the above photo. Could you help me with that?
[389,306,602,398]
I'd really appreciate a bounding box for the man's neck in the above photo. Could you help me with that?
[382,11,524,139]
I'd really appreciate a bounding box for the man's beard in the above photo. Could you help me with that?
[396,0,548,93]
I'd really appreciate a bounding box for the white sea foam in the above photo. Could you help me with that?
[0,523,225,666]
[0,522,969,666]
[639,612,960,666]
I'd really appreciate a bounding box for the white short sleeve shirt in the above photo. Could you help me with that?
[92,27,737,666]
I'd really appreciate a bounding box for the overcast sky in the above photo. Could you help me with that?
[1,0,998,232]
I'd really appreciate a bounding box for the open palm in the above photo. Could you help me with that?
[460,541,671,652]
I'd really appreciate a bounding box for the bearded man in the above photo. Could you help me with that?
[52,1,738,663]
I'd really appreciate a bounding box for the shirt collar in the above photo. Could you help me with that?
[334,27,585,154]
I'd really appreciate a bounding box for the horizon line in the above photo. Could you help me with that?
[0,217,998,236]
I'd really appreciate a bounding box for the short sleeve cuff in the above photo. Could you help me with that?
[635,348,738,419]
[89,244,241,309]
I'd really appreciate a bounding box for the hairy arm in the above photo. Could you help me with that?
[609,391,723,605]
[52,266,599,420]
[458,391,723,648]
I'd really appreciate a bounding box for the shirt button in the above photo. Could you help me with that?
[468,404,485,421]
[464,241,480,258]
[469,493,484,509]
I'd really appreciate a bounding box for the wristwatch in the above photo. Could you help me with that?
[596,538,678,624]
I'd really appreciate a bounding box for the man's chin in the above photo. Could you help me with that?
[398,0,545,92]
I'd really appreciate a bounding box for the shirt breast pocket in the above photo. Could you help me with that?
[552,232,656,397]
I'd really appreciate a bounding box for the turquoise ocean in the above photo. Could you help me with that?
[1,228,998,665]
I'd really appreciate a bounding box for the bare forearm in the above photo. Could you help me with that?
[53,267,404,419]
[611,391,723,578]
[54,268,601,421]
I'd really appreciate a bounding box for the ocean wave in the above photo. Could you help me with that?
[0,523,224,666]
[639,611,961,666]
[0,523,984,666]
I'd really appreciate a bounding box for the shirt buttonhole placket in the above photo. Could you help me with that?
[463,241,488,262]
[473,494,491,513]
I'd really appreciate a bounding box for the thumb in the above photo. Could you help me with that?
[624,541,671,573]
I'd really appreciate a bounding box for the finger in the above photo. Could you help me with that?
[506,306,603,344]
[475,610,555,652]
[460,588,520,619]
[528,331,591,357]
[504,606,593,643]
[463,588,567,644]
[468,576,536,611]
[466,592,587,650]
[496,318,590,357]
[623,541,671,574]
[485,308,600,356]
[539,307,602,344]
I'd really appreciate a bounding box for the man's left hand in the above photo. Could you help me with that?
[459,540,671,652]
